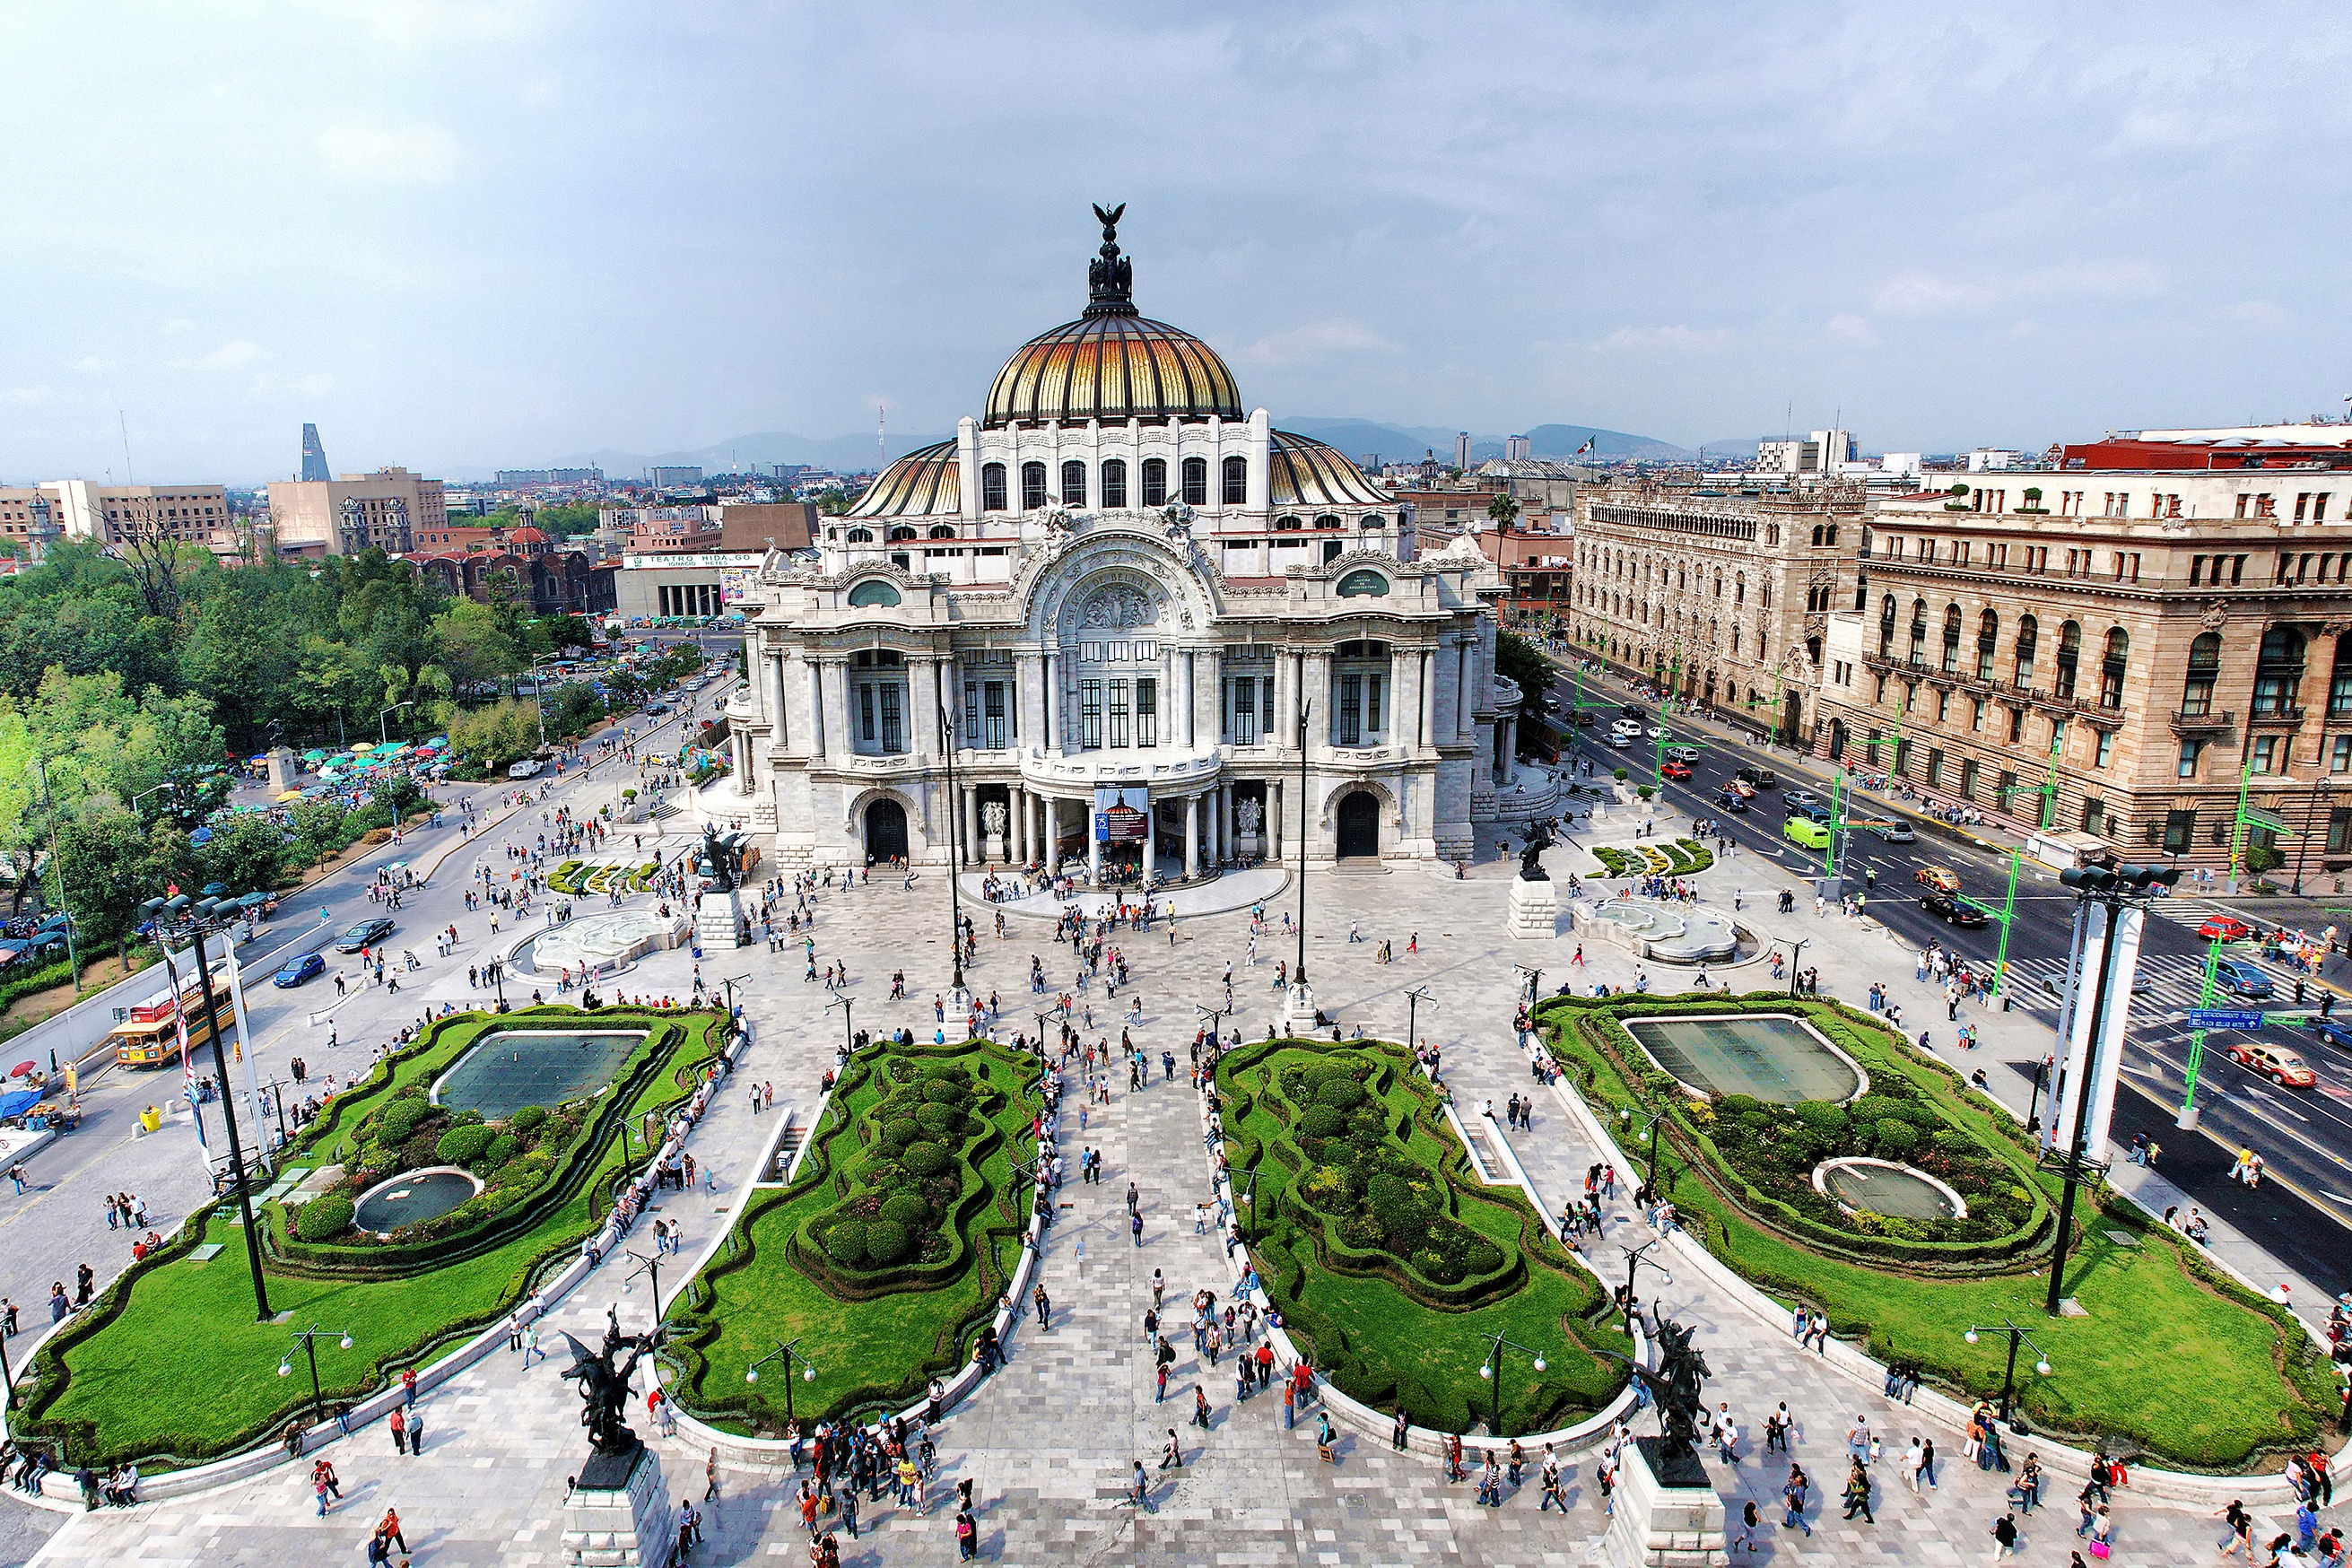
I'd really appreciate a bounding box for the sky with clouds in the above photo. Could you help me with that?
[4,1,2347,482]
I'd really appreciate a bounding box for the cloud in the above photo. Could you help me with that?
[1874,262,2163,318]
[1824,314,1875,344]
[71,355,115,373]
[196,340,269,370]
[1,386,54,405]
[1589,325,1734,353]
[1873,274,1999,317]
[315,121,463,184]
[1241,318,1398,368]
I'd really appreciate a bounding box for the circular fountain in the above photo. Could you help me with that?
[1813,1156,1967,1221]
[351,1166,483,1234]
[1582,899,1740,964]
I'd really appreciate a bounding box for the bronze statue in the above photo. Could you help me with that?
[699,823,738,893]
[1600,1316,1712,1467]
[559,1308,663,1457]
[1518,821,1554,882]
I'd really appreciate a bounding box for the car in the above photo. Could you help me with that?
[1861,821,1916,843]
[335,917,396,954]
[2212,958,2273,1000]
[1664,744,1701,763]
[2306,1015,2352,1050]
[1541,692,1562,711]
[2198,915,2253,943]
[1660,760,1694,781]
[2226,1041,2315,1087]
[507,757,545,780]
[1921,893,1988,928]
[1735,766,1779,789]
[1724,778,1757,798]
[1714,790,1750,813]
[1785,802,1832,825]
[273,951,327,988]
[1645,725,1666,739]
[1785,788,1825,811]
[1607,727,1634,748]
[1914,867,1962,893]
[647,701,671,715]
[1620,703,1644,719]
[1783,816,1833,850]
[1573,710,1598,727]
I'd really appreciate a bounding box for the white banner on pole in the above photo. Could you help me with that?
[2047,900,2143,1167]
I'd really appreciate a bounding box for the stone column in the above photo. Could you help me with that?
[1045,798,1061,875]
[1270,778,1284,859]
[1013,787,1028,864]
[1044,651,1061,754]
[1276,649,1297,749]
[766,652,788,748]
[1087,811,1102,884]
[1303,650,1331,746]
[1181,651,1197,749]
[1389,646,1413,747]
[1143,804,1158,882]
[1457,639,1475,741]
[1016,653,1043,752]
[1417,649,1435,747]
[821,662,849,756]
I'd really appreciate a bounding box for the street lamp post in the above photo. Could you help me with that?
[378,700,414,746]
[1787,936,1809,998]
[275,1326,354,1427]
[1963,1316,2051,1430]
[259,1073,293,1146]
[1619,1106,1669,1198]
[1404,985,1433,1055]
[623,1247,664,1324]
[745,1337,818,1425]
[1618,1238,1671,1325]
[829,994,855,1062]
[1512,965,1543,1010]
[1475,1330,1548,1438]
[1230,1166,1260,1246]
[939,705,968,1002]
[141,893,272,1320]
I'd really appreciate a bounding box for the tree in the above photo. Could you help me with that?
[446,701,540,771]
[194,812,291,895]
[543,614,597,653]
[430,600,520,695]
[287,797,346,869]
[1486,492,1520,529]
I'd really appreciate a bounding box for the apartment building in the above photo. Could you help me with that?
[265,467,449,556]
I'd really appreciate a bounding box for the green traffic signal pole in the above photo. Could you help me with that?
[2177,934,2226,1128]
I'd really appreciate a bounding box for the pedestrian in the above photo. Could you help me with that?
[388,1406,407,1456]
[379,1507,408,1553]
[1781,1465,1812,1535]
[1842,1459,1874,1523]
[1991,1511,2019,1560]
[955,1507,978,1560]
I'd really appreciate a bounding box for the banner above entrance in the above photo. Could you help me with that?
[1094,785,1148,843]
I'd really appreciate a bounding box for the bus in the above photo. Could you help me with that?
[109,963,238,1070]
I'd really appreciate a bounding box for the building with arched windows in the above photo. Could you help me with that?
[723,210,1520,873]
[1814,475,2352,874]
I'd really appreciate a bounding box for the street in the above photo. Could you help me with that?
[1533,653,2352,1295]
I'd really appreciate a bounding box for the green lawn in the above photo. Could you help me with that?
[1538,991,2336,1469]
[664,1038,1041,1433]
[1220,1039,1632,1437]
[19,1006,727,1468]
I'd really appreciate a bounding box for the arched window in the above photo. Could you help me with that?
[1811,526,1824,546]
[1976,609,1998,681]
[1826,525,1839,545]
[1021,461,1048,510]
[980,462,1007,512]
[1363,512,1388,528]
[1100,458,1128,509]
[2099,627,2129,709]
[1274,515,1303,532]
[2015,614,2039,687]
[1312,513,1342,530]
[887,525,918,542]
[1336,569,1389,597]
[1877,593,1896,658]
[847,579,901,608]
[1735,574,1745,605]
[845,527,874,544]
[1941,604,1963,674]
[1907,598,1928,666]
[2253,626,2307,718]
[2182,632,2221,717]
[1060,460,1087,507]
[1221,455,1247,505]
[928,524,957,539]
[2053,620,2082,699]
[1180,457,1208,506]
[1140,457,1168,508]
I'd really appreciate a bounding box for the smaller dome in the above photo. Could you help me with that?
[1269,431,1389,508]
[848,440,961,518]
[508,526,551,544]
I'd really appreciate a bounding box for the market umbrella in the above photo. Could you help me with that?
[248,754,269,764]
[349,741,376,754]
[8,1061,34,1078]
[426,736,449,748]
[302,749,327,761]
[275,789,303,802]
[189,826,213,846]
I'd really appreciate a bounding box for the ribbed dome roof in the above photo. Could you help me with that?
[847,439,961,518]
[982,205,1242,430]
[1269,431,1391,508]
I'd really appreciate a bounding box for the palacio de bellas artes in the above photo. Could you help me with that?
[723,207,1539,879]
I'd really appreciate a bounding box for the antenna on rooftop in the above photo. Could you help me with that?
[878,404,886,470]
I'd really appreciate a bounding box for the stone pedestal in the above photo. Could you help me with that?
[560,1444,673,1568]
[693,888,744,951]
[1234,832,1263,859]
[1280,980,1322,1039]
[1507,875,1560,941]
[1598,1439,1727,1568]
[266,747,300,794]
[984,833,1008,863]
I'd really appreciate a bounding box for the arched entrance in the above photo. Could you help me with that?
[865,798,909,862]
[1336,790,1381,859]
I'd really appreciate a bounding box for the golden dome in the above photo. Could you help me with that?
[982,205,1243,429]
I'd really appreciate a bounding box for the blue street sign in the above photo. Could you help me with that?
[2185,1008,2264,1032]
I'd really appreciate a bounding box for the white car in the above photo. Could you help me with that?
[1607,727,1636,748]
[507,757,545,779]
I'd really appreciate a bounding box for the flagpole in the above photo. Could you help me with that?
[150,943,213,1180]
[220,934,270,1164]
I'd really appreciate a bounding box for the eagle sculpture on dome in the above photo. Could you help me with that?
[1087,202,1134,314]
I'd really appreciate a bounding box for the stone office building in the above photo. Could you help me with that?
[1813,457,2352,874]
[1565,483,1867,744]
[724,210,1520,875]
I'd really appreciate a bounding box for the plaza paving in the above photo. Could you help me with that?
[2,785,2340,1565]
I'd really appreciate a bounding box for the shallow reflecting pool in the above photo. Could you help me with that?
[1622,1013,1864,1104]
[432,1029,647,1119]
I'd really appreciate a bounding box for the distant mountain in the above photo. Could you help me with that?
[1285,417,1688,465]
[544,429,953,480]
[1694,438,1772,460]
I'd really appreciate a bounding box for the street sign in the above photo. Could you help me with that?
[2184,1008,2264,1032]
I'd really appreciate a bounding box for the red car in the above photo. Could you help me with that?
[1661,761,1694,781]
[2198,915,2253,943]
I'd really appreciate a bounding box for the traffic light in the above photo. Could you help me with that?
[2059,863,2182,894]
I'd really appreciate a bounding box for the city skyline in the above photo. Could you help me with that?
[4,2,2348,481]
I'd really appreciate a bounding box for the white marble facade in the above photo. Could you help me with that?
[721,213,1519,878]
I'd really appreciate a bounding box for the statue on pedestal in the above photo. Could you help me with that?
[1602,1316,1712,1469]
[699,824,738,893]
[560,1309,664,1458]
[1517,821,1554,882]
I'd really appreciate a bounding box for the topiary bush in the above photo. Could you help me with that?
[436,1124,495,1166]
[377,1098,431,1147]
[877,1193,930,1229]
[295,1194,354,1242]
[824,1220,868,1265]
[510,1106,549,1135]
[863,1219,910,1266]
[901,1140,950,1176]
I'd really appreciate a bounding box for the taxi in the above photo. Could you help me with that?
[1913,867,1962,893]
[2225,1041,2315,1088]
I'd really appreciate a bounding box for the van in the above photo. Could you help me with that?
[1782,816,1833,850]
[1664,744,1701,763]
[1734,766,1778,789]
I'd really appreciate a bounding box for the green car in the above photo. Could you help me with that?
[1782,816,1833,850]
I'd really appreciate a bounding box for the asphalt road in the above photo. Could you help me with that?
[1532,658,2352,1280]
